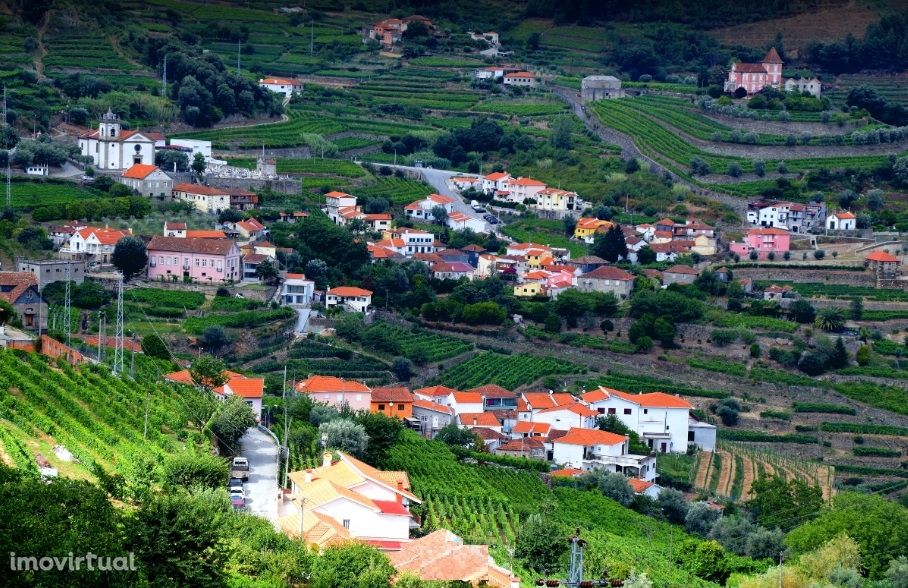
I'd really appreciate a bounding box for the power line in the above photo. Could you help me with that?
[112,274,124,375]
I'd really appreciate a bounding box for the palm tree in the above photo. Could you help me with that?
[814,308,845,332]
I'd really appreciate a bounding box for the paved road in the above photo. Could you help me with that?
[293,307,311,334]
[375,164,494,232]
[239,427,279,523]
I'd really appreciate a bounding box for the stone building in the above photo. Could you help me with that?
[581,76,624,101]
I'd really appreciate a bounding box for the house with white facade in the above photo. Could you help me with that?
[60,226,131,264]
[326,286,373,313]
[481,172,512,195]
[404,194,456,221]
[746,200,827,233]
[533,188,578,212]
[447,211,486,233]
[324,191,359,224]
[551,428,657,482]
[581,388,694,454]
[503,71,537,86]
[826,211,856,231]
[259,77,303,98]
[412,399,454,438]
[120,164,172,198]
[531,403,598,431]
[280,452,420,550]
[78,109,156,171]
[280,273,314,306]
[507,177,546,204]
[447,391,484,415]
[393,229,436,256]
[173,183,231,213]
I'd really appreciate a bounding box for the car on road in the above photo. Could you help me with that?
[228,477,244,494]
[484,214,500,224]
[231,457,249,482]
[230,494,246,510]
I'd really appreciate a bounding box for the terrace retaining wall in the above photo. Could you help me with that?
[733,267,877,286]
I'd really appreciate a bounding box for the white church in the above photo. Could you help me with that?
[78,109,156,172]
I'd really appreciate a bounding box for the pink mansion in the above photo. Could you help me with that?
[724,48,783,95]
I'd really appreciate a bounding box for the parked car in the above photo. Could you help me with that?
[231,457,249,481]
[228,477,244,494]
[230,494,246,510]
[229,487,245,500]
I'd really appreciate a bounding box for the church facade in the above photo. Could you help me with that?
[78,109,156,171]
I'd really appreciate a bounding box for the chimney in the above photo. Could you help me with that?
[322,451,332,468]
[304,469,312,484]
[473,417,478,426]
[396,480,403,504]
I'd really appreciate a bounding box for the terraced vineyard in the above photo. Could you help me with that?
[434,352,585,390]
[355,176,434,205]
[826,73,908,107]
[583,370,729,399]
[351,69,480,111]
[693,443,835,501]
[9,180,101,210]
[753,281,908,302]
[362,323,473,362]
[248,338,392,387]
[0,349,203,479]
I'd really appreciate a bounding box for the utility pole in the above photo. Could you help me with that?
[112,274,125,375]
[309,21,314,56]
[97,312,105,362]
[237,39,241,76]
[282,365,289,487]
[4,86,10,211]
[161,55,167,98]
[63,264,72,346]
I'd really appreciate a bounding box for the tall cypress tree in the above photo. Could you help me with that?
[593,224,628,262]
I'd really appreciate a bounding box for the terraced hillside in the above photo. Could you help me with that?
[0,349,205,480]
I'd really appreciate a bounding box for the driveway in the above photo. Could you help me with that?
[239,427,279,523]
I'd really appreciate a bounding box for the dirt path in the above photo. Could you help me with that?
[33,11,49,78]
[694,451,713,489]
[717,449,735,496]
[741,454,756,499]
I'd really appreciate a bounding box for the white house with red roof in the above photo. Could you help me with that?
[506,177,546,204]
[78,109,156,171]
[581,387,695,453]
[326,286,373,313]
[404,194,456,221]
[432,261,474,281]
[447,391,484,414]
[232,218,267,239]
[503,71,538,87]
[447,211,486,233]
[280,273,315,306]
[173,183,231,213]
[826,211,856,231]
[296,375,372,411]
[457,412,502,433]
[481,171,512,195]
[412,399,454,438]
[551,427,656,481]
[120,164,172,198]
[576,265,635,299]
[532,403,598,431]
[258,77,303,98]
[324,191,359,225]
[392,228,436,256]
[163,368,264,421]
[61,226,131,263]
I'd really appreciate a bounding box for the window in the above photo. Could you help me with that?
[378,404,385,411]
[397,404,404,411]
[607,408,616,415]
[643,409,648,415]
[342,519,350,529]
[623,408,632,415]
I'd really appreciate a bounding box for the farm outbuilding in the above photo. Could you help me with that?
[581,75,625,101]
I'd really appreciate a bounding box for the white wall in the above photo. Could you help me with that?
[552,443,585,469]
[532,409,593,430]
[317,499,410,540]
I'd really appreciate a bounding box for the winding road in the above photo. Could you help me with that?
[239,427,279,523]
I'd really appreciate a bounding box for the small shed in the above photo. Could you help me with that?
[581,75,624,102]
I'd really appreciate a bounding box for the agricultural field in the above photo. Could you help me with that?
[361,323,473,363]
[354,176,434,205]
[247,338,392,388]
[753,281,908,302]
[500,217,587,257]
[693,443,835,501]
[433,352,585,390]
[582,370,729,399]
[0,349,202,480]
[473,100,569,117]
[9,180,101,210]
[825,73,908,107]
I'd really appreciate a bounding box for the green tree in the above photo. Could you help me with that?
[885,556,908,588]
[190,355,228,388]
[0,299,15,326]
[391,356,413,381]
[309,542,396,588]
[255,258,279,284]
[814,308,845,332]
[592,224,628,262]
[211,396,256,453]
[161,451,228,489]
[430,205,448,225]
[199,326,230,355]
[685,502,721,537]
[848,297,863,320]
[356,412,402,467]
[637,245,656,264]
[788,299,816,323]
[131,491,228,587]
[677,539,731,584]
[191,152,207,177]
[658,488,690,524]
[828,337,849,369]
[319,419,369,457]
[786,493,908,579]
[652,316,676,347]
[551,115,573,150]
[630,290,704,322]
[515,513,568,573]
[435,424,477,448]
[580,470,634,506]
[563,215,577,237]
[141,334,172,360]
[112,236,148,280]
[747,475,823,532]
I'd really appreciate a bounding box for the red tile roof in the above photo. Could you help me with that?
[148,236,237,255]
[371,386,413,403]
[261,77,302,86]
[866,251,899,262]
[76,226,130,246]
[164,221,187,231]
[186,230,227,239]
[833,211,855,219]
[296,375,371,394]
[734,63,768,73]
[497,438,544,452]
[122,164,160,179]
[537,403,597,418]
[452,392,483,404]
[628,478,655,494]
[412,399,453,414]
[664,264,698,275]
[512,421,551,435]
[415,385,461,398]
[471,426,508,441]
[748,228,788,236]
[222,376,264,399]
[467,384,514,398]
[555,428,626,446]
[763,47,783,64]
[581,266,634,281]
[550,467,584,478]
[0,272,38,304]
[509,176,545,186]
[327,286,372,297]
[483,172,510,181]
[173,183,228,196]
[373,499,411,516]
[457,413,500,427]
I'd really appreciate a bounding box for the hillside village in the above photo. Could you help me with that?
[2,0,908,587]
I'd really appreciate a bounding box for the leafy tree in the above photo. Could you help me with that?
[894,156,908,187]
[391,356,413,381]
[190,355,228,388]
[141,334,172,360]
[685,501,721,537]
[708,515,754,555]
[319,419,368,457]
[544,313,561,333]
[581,470,634,506]
[748,475,823,532]
[430,205,448,225]
[788,299,816,323]
[637,245,656,264]
[515,513,568,573]
[131,491,229,586]
[355,412,402,467]
[744,526,785,560]
[814,308,845,332]
[305,258,329,290]
[112,236,148,280]
[199,326,230,355]
[255,259,279,284]
[155,149,189,172]
[828,337,849,369]
[551,115,573,150]
[592,224,628,262]
[652,316,676,347]
[435,424,477,448]
[563,215,577,237]
[310,542,395,588]
[625,157,641,174]
[716,405,739,426]
[677,539,732,584]
[309,404,340,427]
[848,297,863,320]
[0,299,15,326]
[657,488,689,524]
[162,451,228,489]
[630,290,704,323]
[856,344,871,366]
[211,396,256,453]
[885,556,908,588]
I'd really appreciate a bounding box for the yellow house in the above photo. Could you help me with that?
[534,188,579,212]
[692,234,717,256]
[513,281,543,297]
[574,217,612,241]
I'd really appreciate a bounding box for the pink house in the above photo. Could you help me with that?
[729,228,790,260]
[146,236,241,283]
[295,375,372,411]
[724,48,783,95]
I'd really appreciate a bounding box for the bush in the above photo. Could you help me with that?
[685,502,721,537]
[161,451,228,489]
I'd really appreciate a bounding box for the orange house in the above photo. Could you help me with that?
[370,386,414,419]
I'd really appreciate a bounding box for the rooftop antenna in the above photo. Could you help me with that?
[63,264,72,346]
[112,274,125,375]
